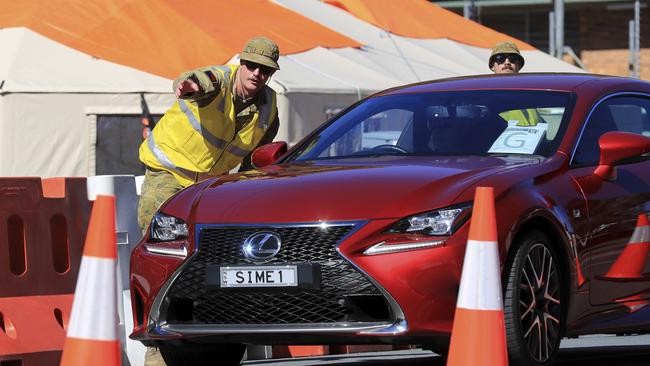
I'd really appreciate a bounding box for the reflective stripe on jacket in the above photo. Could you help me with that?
[139,64,278,187]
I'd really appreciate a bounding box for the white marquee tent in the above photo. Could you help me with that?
[268,0,585,139]
[0,27,173,177]
[274,0,584,79]
[0,27,400,176]
[1,1,585,178]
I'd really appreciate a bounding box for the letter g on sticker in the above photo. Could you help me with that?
[504,132,527,148]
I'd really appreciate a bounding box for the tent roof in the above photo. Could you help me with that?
[263,47,402,94]
[402,38,583,73]
[0,0,361,79]
[0,27,171,93]
[323,0,535,50]
[275,0,392,47]
[276,0,583,78]
[0,0,582,95]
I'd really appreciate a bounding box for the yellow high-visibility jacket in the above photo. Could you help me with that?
[139,65,278,187]
[499,108,541,127]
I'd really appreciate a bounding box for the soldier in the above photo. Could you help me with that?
[137,36,280,233]
[489,40,525,74]
[489,41,540,126]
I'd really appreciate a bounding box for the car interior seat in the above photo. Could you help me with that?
[426,116,507,154]
[609,105,644,134]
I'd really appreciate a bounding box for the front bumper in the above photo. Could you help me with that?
[131,219,469,345]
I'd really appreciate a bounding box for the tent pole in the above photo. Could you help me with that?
[385,32,421,82]
[554,0,564,59]
[285,55,362,100]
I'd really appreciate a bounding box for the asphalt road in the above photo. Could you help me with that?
[243,334,650,366]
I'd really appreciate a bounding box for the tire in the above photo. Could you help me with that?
[504,230,564,366]
[159,344,246,366]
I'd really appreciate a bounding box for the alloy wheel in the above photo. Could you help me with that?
[518,243,561,362]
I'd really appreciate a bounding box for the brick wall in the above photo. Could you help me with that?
[579,5,649,51]
[579,48,650,80]
[441,2,650,80]
[575,5,649,80]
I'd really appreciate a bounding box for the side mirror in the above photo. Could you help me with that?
[594,131,650,180]
[251,141,288,168]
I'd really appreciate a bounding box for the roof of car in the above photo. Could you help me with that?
[375,73,650,97]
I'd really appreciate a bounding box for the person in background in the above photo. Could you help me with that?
[489,40,525,74]
[137,36,280,233]
[490,41,540,126]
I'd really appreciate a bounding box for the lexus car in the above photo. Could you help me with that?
[130,73,650,366]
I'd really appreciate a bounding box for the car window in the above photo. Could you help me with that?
[573,96,650,166]
[289,90,574,161]
[321,109,412,158]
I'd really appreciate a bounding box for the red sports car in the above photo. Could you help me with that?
[130,73,650,366]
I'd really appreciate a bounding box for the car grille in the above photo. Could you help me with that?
[163,224,391,325]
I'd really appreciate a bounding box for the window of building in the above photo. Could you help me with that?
[95,114,161,175]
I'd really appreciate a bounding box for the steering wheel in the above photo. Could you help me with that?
[368,144,408,154]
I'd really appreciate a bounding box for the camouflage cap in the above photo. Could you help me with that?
[489,41,525,69]
[240,36,280,70]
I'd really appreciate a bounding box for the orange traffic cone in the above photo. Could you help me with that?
[616,293,649,313]
[575,256,586,288]
[60,195,121,366]
[569,228,585,288]
[604,214,650,279]
[447,187,508,366]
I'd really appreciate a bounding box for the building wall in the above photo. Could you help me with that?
[580,49,650,79]
[433,1,649,80]
[579,4,649,50]
[577,4,649,79]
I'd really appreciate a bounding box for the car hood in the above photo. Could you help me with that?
[165,155,543,224]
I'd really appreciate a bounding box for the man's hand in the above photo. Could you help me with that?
[175,79,200,98]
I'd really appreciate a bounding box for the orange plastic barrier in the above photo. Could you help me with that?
[0,177,91,297]
[0,295,72,357]
[272,345,329,358]
[0,351,63,365]
[0,177,91,365]
[271,344,411,359]
[330,345,396,354]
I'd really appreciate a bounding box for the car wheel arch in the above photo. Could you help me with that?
[503,214,572,335]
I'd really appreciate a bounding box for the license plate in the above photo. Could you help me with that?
[219,265,298,288]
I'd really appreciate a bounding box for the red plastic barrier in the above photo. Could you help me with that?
[0,351,63,366]
[0,177,91,364]
[272,345,329,358]
[0,177,91,297]
[0,295,73,357]
[330,345,396,354]
[271,344,412,358]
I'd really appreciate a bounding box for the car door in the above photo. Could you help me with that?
[569,94,650,306]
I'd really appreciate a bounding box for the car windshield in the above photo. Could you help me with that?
[290,90,574,161]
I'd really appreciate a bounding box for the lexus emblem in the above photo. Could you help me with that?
[242,232,282,262]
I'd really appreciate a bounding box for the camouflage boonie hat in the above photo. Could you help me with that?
[489,41,525,69]
[240,36,280,70]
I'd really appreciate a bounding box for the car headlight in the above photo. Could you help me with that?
[149,212,188,242]
[386,204,472,236]
[363,204,472,256]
